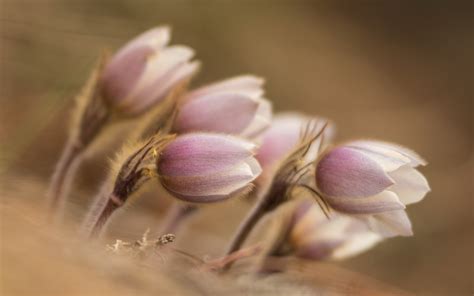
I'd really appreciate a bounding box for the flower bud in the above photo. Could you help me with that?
[288,200,382,260]
[157,133,262,202]
[256,113,333,170]
[315,140,430,237]
[173,76,271,138]
[256,112,332,168]
[100,26,199,115]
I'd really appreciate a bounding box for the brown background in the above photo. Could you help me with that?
[1,0,472,294]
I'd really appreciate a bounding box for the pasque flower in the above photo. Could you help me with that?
[157,133,262,202]
[315,140,430,237]
[288,200,382,260]
[100,26,199,115]
[173,76,271,138]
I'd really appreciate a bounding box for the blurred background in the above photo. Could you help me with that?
[1,0,472,294]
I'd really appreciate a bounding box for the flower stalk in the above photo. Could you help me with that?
[223,122,328,270]
[159,204,198,235]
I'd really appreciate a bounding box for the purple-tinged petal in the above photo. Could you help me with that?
[119,45,195,112]
[325,191,405,214]
[256,113,311,169]
[388,165,430,205]
[316,147,394,197]
[158,134,256,177]
[174,93,260,134]
[101,46,154,105]
[160,157,261,202]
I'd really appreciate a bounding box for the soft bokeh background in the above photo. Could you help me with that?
[1,0,472,294]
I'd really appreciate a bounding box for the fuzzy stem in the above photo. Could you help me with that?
[159,204,198,235]
[223,194,274,270]
[47,138,83,215]
[82,190,122,238]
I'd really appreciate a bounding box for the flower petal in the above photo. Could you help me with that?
[160,157,261,202]
[367,210,413,237]
[241,98,272,138]
[120,45,195,112]
[185,75,264,100]
[159,134,256,177]
[353,141,427,167]
[347,142,411,172]
[325,191,405,214]
[388,165,430,205]
[331,231,381,260]
[174,93,260,134]
[101,45,154,104]
[116,26,171,60]
[316,147,394,197]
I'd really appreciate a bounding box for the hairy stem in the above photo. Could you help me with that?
[47,138,83,216]
[223,194,274,270]
[159,203,198,235]
[82,190,122,238]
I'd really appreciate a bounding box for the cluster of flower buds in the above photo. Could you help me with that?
[223,120,429,269]
[49,24,430,271]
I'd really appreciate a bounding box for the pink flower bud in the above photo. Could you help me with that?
[157,133,262,202]
[288,200,382,260]
[315,141,430,237]
[256,113,334,169]
[173,76,272,138]
[100,26,199,115]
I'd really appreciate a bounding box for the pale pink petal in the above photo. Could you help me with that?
[186,75,264,100]
[316,147,394,197]
[101,46,154,105]
[240,98,272,138]
[143,60,200,107]
[367,210,413,237]
[351,140,427,167]
[347,143,411,172]
[290,201,381,260]
[388,165,430,205]
[331,232,381,260]
[174,93,260,134]
[256,113,308,168]
[116,26,171,60]
[119,45,195,111]
[297,240,344,260]
[159,134,256,177]
[325,191,405,214]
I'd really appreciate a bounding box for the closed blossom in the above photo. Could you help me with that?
[157,133,262,202]
[173,76,271,138]
[100,26,199,115]
[288,200,382,260]
[315,140,430,237]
